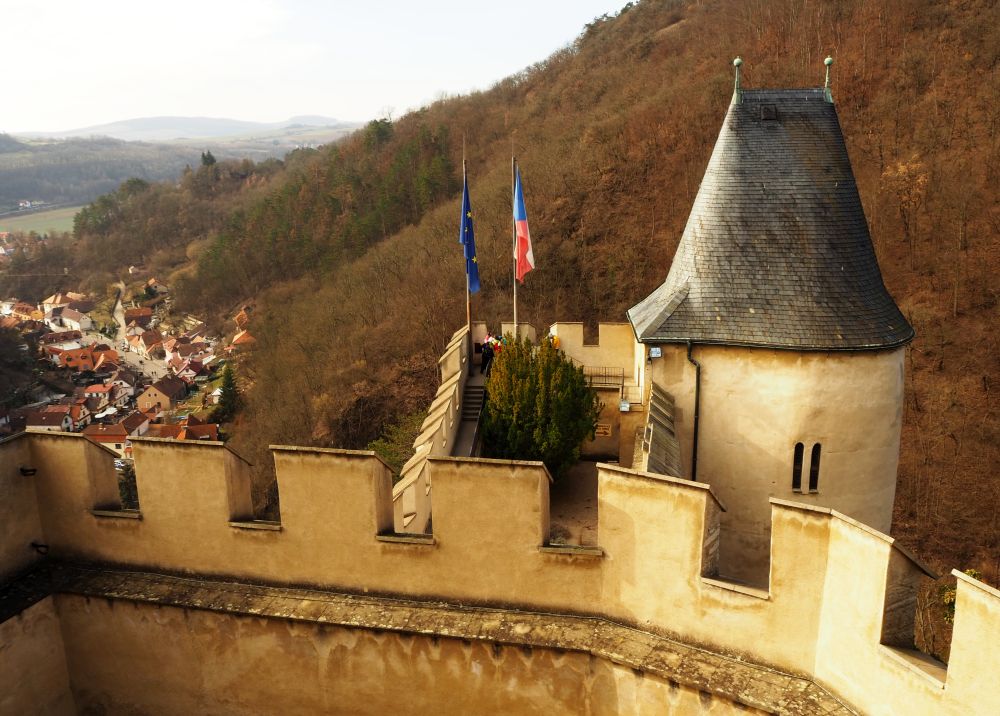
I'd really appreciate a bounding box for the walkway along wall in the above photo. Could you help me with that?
[1,430,998,714]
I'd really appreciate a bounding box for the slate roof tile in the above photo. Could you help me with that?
[628,87,914,350]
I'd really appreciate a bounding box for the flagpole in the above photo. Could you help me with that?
[512,155,518,339]
[463,137,470,331]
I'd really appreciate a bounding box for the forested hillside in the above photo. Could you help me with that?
[24,0,999,582]
[0,134,200,207]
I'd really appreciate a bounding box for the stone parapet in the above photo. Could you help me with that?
[2,430,998,714]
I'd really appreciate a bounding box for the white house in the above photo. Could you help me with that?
[60,308,92,332]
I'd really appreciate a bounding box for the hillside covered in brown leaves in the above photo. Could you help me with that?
[22,0,1000,582]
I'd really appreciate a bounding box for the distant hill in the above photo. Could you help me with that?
[0,135,199,209]
[21,115,354,142]
[0,133,28,153]
[0,115,360,209]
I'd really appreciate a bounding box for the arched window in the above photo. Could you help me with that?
[809,443,822,492]
[792,443,804,492]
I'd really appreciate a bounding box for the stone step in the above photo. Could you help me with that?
[462,385,486,421]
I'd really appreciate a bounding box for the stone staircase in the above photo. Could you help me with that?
[462,384,485,422]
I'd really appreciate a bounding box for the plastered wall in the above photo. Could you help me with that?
[53,594,762,716]
[647,344,904,582]
[548,322,647,460]
[393,325,469,532]
[0,598,75,716]
[0,434,42,581]
[549,322,636,374]
[2,431,998,714]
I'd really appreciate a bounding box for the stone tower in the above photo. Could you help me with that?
[628,65,914,583]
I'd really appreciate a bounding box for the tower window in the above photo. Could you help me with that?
[809,444,822,492]
[792,443,804,492]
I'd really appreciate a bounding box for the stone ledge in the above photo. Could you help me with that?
[538,544,603,558]
[376,533,435,545]
[16,563,855,715]
[701,576,770,600]
[879,645,947,688]
[229,520,281,531]
[91,509,143,520]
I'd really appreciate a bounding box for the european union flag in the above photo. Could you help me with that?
[459,174,480,293]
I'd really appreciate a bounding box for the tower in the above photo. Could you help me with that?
[628,59,913,583]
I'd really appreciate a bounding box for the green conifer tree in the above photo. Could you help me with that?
[482,336,600,479]
[213,363,239,423]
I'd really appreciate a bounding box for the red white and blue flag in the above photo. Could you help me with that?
[513,166,535,283]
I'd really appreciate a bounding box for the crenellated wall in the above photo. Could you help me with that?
[392,325,470,532]
[1,430,998,714]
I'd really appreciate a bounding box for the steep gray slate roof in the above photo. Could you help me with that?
[628,88,914,350]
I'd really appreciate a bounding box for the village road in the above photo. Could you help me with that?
[112,282,126,342]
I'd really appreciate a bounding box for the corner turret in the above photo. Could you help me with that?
[629,62,912,582]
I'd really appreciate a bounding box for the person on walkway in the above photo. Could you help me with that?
[481,336,495,376]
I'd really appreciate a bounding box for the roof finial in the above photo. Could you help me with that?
[732,56,743,104]
[824,56,834,103]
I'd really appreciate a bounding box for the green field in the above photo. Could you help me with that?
[0,205,83,234]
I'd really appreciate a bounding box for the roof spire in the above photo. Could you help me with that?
[732,56,744,104]
[824,56,834,103]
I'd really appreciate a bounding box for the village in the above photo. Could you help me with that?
[0,275,256,465]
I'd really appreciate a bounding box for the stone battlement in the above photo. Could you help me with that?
[1,429,997,714]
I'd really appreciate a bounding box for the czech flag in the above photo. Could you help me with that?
[513,166,535,283]
[459,174,480,294]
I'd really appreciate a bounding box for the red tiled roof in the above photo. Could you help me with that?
[146,424,183,439]
[83,423,128,440]
[26,411,67,427]
[119,411,148,434]
[39,330,82,345]
[150,375,187,400]
[180,424,219,441]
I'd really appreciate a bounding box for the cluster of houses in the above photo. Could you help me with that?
[0,230,48,263]
[1,284,224,457]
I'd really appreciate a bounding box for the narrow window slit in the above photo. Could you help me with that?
[792,442,803,492]
[809,444,821,492]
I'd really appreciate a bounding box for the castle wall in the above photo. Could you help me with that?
[52,593,761,716]
[648,344,904,583]
[2,432,998,715]
[547,322,648,460]
[393,325,469,532]
[549,322,636,374]
[0,598,75,716]
[500,321,536,342]
[813,508,946,713]
[946,571,1000,709]
[0,434,42,581]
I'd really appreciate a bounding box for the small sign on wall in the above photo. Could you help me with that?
[595,423,612,437]
[619,400,630,412]
[649,347,662,358]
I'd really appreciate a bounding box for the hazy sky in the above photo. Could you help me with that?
[6,0,625,133]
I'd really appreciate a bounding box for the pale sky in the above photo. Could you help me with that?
[5,0,626,133]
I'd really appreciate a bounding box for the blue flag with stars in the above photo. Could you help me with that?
[459,174,481,293]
